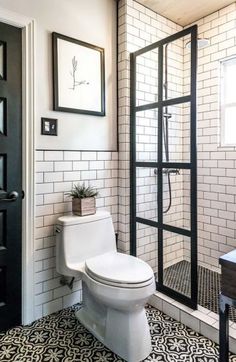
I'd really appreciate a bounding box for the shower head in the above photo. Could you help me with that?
[185,38,209,50]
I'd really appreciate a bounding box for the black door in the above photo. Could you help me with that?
[0,22,22,331]
[130,26,198,309]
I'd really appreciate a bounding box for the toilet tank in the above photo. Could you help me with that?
[56,210,116,276]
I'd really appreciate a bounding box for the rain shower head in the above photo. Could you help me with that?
[185,38,209,49]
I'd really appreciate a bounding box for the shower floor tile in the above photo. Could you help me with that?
[164,260,236,322]
[0,304,236,361]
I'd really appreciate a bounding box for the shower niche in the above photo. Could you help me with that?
[130,26,197,309]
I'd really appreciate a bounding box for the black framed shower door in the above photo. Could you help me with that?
[130,26,198,309]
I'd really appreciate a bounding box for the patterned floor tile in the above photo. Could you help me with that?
[0,305,236,361]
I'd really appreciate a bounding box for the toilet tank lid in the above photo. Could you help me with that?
[57,210,111,226]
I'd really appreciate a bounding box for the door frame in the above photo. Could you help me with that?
[0,7,35,325]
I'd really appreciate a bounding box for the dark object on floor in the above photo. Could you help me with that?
[219,251,236,362]
[1,304,236,361]
[220,249,236,300]
[219,293,236,362]
[164,260,236,322]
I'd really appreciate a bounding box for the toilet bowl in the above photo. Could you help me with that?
[56,210,155,362]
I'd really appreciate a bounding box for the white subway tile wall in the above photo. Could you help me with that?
[187,3,236,271]
[35,150,118,319]
[118,0,187,271]
[118,0,236,275]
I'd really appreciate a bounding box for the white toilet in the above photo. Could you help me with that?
[56,210,155,362]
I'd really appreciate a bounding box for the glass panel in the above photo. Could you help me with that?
[136,108,158,162]
[163,230,191,298]
[222,58,236,104]
[224,106,236,145]
[0,42,5,80]
[0,155,5,190]
[0,98,6,135]
[0,266,6,305]
[136,48,158,107]
[0,211,5,247]
[163,169,190,230]
[164,34,191,100]
[136,167,157,222]
[162,102,190,163]
[136,222,158,274]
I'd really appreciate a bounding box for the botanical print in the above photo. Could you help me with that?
[53,33,104,115]
[69,56,89,90]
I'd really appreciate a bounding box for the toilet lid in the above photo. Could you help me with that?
[85,252,154,286]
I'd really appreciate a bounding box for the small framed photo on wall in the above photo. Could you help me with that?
[52,32,105,116]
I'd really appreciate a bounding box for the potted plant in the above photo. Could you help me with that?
[66,183,99,216]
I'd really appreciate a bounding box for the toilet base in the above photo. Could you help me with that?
[75,284,152,362]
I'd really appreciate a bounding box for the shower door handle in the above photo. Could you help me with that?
[0,191,19,202]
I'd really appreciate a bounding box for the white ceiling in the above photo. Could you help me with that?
[136,0,235,26]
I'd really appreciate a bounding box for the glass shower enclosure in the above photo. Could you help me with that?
[130,26,198,309]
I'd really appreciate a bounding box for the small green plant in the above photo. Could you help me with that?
[66,183,99,199]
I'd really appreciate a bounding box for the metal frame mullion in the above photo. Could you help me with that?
[190,27,198,308]
[136,216,191,237]
[130,52,137,256]
[157,45,164,285]
[158,284,196,309]
[135,94,191,113]
[135,161,191,169]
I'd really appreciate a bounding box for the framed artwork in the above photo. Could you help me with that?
[52,32,105,116]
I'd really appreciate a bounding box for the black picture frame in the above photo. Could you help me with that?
[52,32,105,116]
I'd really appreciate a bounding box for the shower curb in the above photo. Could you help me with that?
[149,292,236,354]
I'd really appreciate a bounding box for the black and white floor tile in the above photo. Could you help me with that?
[0,304,236,361]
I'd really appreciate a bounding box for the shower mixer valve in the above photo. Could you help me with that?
[163,168,180,175]
[154,168,180,175]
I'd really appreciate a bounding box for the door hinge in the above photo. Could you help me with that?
[22,190,25,199]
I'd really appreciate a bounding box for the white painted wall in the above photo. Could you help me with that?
[0,0,117,150]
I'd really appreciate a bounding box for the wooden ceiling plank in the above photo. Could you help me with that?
[136,0,235,26]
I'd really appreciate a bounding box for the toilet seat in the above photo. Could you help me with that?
[85,252,154,288]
